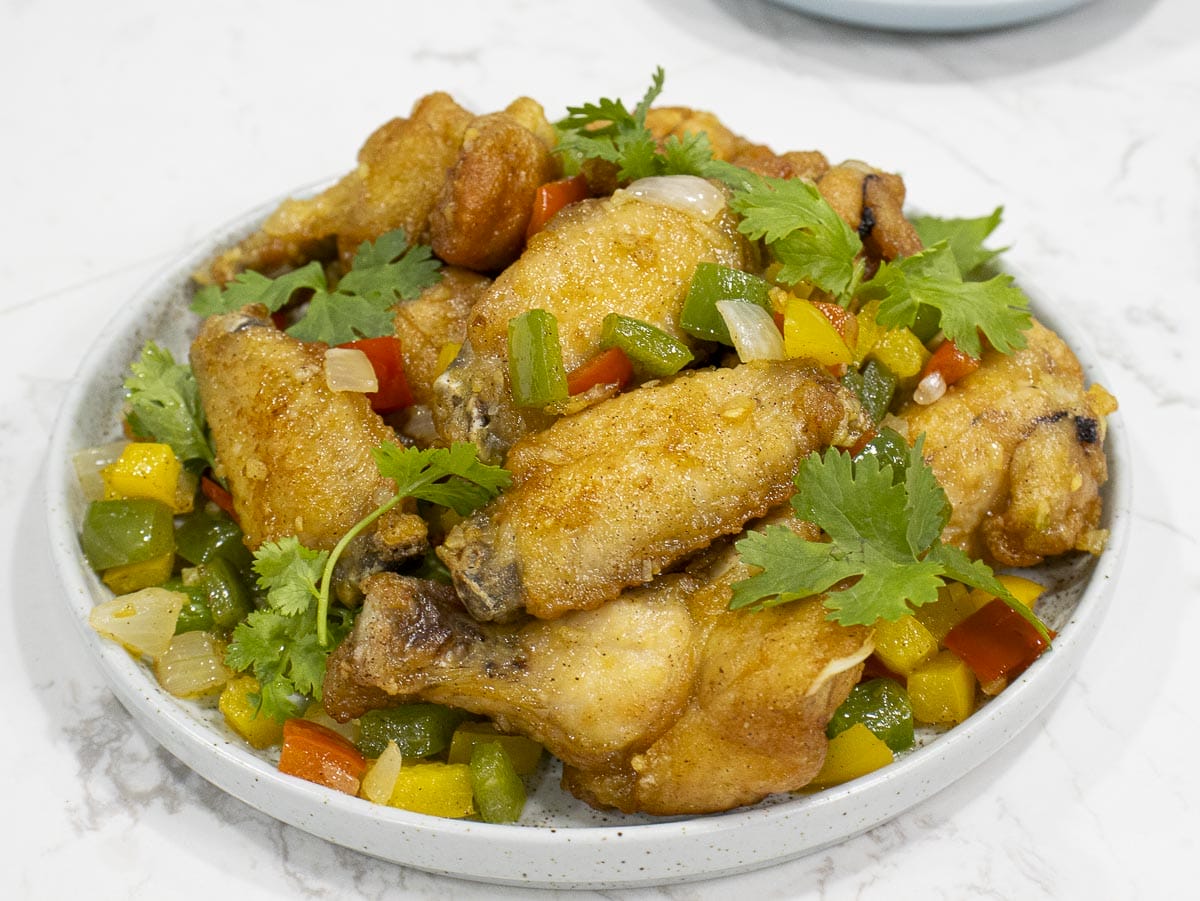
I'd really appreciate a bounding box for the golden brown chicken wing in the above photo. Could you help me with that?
[431,189,756,462]
[322,534,871,816]
[899,318,1116,567]
[438,359,866,622]
[190,310,426,568]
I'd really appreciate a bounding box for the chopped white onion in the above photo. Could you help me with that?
[360,740,404,803]
[716,300,786,363]
[913,370,947,405]
[325,347,378,394]
[621,175,726,220]
[73,440,128,501]
[155,630,231,698]
[89,587,185,658]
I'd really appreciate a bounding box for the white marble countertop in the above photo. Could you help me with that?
[4,0,1197,897]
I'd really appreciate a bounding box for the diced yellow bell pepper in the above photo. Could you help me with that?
[867,327,930,386]
[102,442,191,512]
[995,574,1046,607]
[388,762,476,818]
[872,615,938,676]
[852,299,883,361]
[447,722,544,775]
[782,295,854,365]
[101,551,175,594]
[914,583,979,644]
[219,675,285,750]
[809,723,894,788]
[435,341,462,378]
[908,650,977,725]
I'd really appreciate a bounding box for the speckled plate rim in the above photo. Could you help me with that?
[766,0,1095,32]
[44,188,1130,890]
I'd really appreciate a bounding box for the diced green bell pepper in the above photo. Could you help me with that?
[164,577,216,634]
[680,263,772,345]
[184,557,252,631]
[842,359,898,425]
[81,498,175,572]
[599,313,694,378]
[469,741,526,824]
[174,507,251,570]
[826,678,915,752]
[357,703,471,758]
[507,309,568,407]
[853,427,910,484]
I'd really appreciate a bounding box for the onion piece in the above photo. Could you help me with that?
[89,587,185,658]
[913,370,947,405]
[360,740,405,804]
[716,300,786,363]
[155,630,231,697]
[621,175,726,220]
[325,347,378,394]
[73,441,128,501]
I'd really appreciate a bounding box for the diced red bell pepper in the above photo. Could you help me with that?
[810,300,859,348]
[200,474,238,522]
[278,718,367,796]
[920,339,980,387]
[339,336,413,413]
[526,175,590,240]
[566,346,634,396]
[943,598,1050,685]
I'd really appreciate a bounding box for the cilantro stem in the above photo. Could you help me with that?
[315,493,405,646]
[997,590,1054,646]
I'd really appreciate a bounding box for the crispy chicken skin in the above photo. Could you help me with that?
[429,104,560,271]
[323,538,871,815]
[818,160,923,262]
[190,310,426,562]
[198,94,558,283]
[438,360,867,622]
[900,318,1116,567]
[431,193,756,461]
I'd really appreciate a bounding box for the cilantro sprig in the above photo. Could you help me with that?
[555,67,718,183]
[730,435,1051,643]
[224,442,510,719]
[191,228,442,345]
[123,342,216,469]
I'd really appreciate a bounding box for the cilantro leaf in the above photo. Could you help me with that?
[123,342,215,468]
[910,207,1005,277]
[556,68,720,183]
[284,291,396,345]
[727,174,863,298]
[189,229,442,346]
[337,231,443,305]
[252,537,329,617]
[372,442,513,517]
[730,438,1050,643]
[191,262,328,317]
[870,242,1031,358]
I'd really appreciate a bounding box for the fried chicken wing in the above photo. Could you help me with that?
[900,318,1116,567]
[323,536,871,816]
[199,94,558,283]
[190,310,426,570]
[438,360,866,622]
[431,191,756,461]
[818,160,923,262]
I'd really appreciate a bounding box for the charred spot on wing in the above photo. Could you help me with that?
[857,204,876,240]
[1074,415,1099,444]
[1034,410,1070,425]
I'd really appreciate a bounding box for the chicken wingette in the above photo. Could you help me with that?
[190,310,427,584]
[900,318,1117,567]
[438,359,867,622]
[431,189,756,462]
[322,533,872,815]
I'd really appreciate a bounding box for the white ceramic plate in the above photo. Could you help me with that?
[767,0,1094,32]
[45,192,1130,889]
